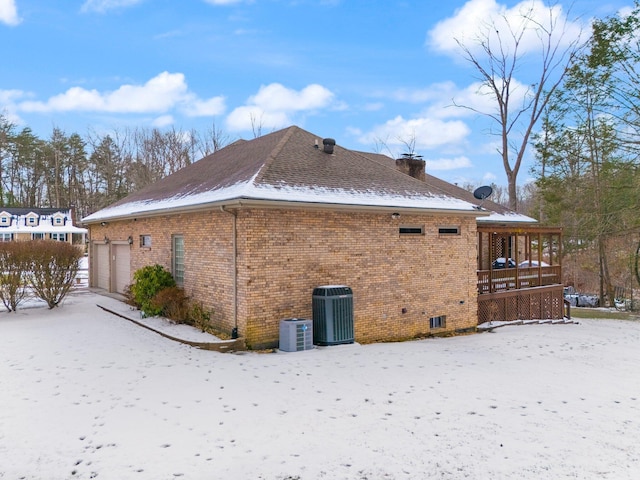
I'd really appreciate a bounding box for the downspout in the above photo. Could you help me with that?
[220,206,239,338]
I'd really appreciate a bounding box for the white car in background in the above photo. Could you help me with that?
[492,257,516,269]
[518,260,549,268]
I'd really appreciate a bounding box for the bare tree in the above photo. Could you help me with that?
[372,131,418,160]
[250,112,264,139]
[455,2,584,210]
[194,121,233,156]
[0,114,17,207]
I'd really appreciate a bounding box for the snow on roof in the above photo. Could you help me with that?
[477,211,538,223]
[83,126,485,223]
[1,223,88,234]
[0,208,88,234]
[84,176,480,222]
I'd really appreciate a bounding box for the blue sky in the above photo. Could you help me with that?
[0,0,630,187]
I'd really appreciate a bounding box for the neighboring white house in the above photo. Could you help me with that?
[0,207,87,244]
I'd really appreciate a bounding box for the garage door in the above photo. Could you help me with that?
[113,244,131,294]
[94,243,110,290]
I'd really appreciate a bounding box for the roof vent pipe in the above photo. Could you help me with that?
[323,138,335,154]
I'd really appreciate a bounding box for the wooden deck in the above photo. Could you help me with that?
[478,265,562,294]
[476,225,565,325]
[477,283,566,324]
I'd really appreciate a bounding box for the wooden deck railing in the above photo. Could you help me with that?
[477,284,565,324]
[477,266,562,294]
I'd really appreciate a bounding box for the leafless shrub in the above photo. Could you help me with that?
[0,241,32,312]
[28,240,82,309]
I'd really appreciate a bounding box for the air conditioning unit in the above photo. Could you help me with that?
[279,318,313,352]
[312,285,354,346]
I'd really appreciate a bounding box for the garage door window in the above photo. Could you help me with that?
[172,235,184,287]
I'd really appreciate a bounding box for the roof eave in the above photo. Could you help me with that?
[83,197,489,224]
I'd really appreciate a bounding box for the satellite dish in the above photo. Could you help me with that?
[473,185,493,200]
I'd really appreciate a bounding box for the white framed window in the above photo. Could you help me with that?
[50,233,67,242]
[32,233,45,240]
[0,233,13,242]
[172,235,185,287]
[0,215,10,226]
[140,235,152,248]
[430,315,446,329]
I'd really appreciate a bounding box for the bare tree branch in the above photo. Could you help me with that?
[454,2,585,210]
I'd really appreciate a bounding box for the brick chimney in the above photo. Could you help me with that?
[396,153,425,182]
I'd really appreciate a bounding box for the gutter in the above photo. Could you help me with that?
[83,197,490,224]
[220,205,239,339]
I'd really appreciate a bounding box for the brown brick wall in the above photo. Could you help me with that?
[236,208,478,348]
[89,206,479,349]
[89,211,236,335]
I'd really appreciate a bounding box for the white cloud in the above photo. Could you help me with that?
[0,89,29,125]
[19,72,188,113]
[226,106,290,132]
[0,88,27,104]
[387,76,532,123]
[225,83,335,132]
[425,156,473,171]
[618,6,634,19]
[0,108,22,126]
[81,0,143,13]
[382,76,528,122]
[0,0,20,26]
[436,79,529,119]
[16,72,225,118]
[250,83,334,111]
[390,82,458,104]
[182,96,226,117]
[151,115,174,128]
[427,0,584,59]
[358,115,470,151]
[483,171,498,183]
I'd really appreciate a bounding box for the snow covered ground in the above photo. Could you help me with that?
[1,291,640,480]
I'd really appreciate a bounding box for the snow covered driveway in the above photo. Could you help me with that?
[1,291,639,480]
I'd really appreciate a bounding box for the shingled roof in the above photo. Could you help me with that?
[355,150,536,224]
[83,126,486,223]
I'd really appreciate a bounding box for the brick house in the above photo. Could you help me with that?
[353,151,565,324]
[83,126,502,348]
[0,207,87,244]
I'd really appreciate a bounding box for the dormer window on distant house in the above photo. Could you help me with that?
[0,207,87,245]
[0,211,12,227]
[25,212,39,227]
[52,213,66,226]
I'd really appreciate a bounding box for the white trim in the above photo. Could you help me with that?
[84,198,489,224]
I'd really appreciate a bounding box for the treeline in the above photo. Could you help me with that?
[0,116,232,220]
[532,1,640,303]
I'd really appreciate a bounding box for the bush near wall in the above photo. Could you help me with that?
[127,266,215,334]
[0,240,83,312]
[0,241,32,312]
[128,264,177,317]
